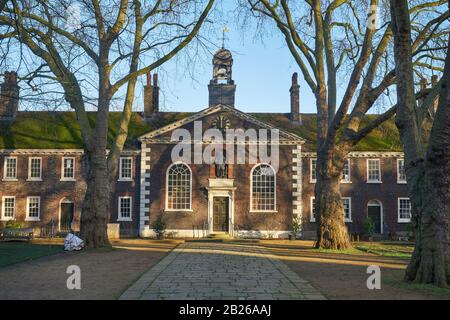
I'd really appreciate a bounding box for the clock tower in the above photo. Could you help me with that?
[208,48,237,108]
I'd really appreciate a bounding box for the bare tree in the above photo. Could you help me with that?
[0,0,215,247]
[390,0,450,287]
[240,0,448,249]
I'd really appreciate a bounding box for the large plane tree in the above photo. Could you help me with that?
[241,0,448,249]
[391,0,450,287]
[0,0,215,247]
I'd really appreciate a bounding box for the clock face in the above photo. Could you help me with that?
[212,114,231,130]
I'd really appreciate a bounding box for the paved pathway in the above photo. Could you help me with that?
[120,242,325,300]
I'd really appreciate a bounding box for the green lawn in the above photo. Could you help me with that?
[354,242,414,259]
[0,242,63,267]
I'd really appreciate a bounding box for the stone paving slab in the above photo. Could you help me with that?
[119,242,326,300]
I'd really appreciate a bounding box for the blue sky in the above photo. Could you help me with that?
[143,16,319,114]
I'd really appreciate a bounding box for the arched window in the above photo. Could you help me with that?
[166,163,192,210]
[251,164,276,211]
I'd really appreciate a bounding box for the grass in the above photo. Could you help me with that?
[386,278,450,297]
[0,241,63,267]
[354,242,414,259]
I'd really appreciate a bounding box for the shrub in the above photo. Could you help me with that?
[151,211,167,239]
[363,217,375,237]
[291,215,301,239]
[5,219,24,229]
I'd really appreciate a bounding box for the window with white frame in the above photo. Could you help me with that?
[397,159,407,183]
[310,197,316,222]
[251,164,276,211]
[398,198,412,223]
[342,197,352,222]
[118,197,132,221]
[166,163,192,210]
[341,159,351,182]
[3,157,17,180]
[26,197,40,221]
[28,157,42,180]
[62,157,75,180]
[119,157,133,180]
[367,159,381,182]
[310,158,317,182]
[1,196,15,220]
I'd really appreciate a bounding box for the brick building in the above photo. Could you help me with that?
[0,48,412,239]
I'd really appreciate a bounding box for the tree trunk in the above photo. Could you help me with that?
[390,0,450,287]
[315,150,352,249]
[80,150,111,248]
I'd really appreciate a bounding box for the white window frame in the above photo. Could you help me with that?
[341,159,352,183]
[397,159,407,184]
[367,159,382,183]
[119,157,134,181]
[310,158,317,183]
[165,162,193,212]
[1,196,16,221]
[310,197,316,222]
[250,163,277,212]
[118,196,133,221]
[26,196,41,221]
[398,197,412,223]
[61,157,76,181]
[342,197,352,222]
[27,157,42,181]
[3,156,18,181]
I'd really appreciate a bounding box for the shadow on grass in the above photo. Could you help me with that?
[0,241,63,268]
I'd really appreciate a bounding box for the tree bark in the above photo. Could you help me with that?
[390,0,450,287]
[315,147,352,250]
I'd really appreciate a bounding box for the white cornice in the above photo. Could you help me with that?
[0,149,140,155]
[301,151,404,158]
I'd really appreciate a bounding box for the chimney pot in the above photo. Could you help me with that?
[0,71,19,121]
[144,72,159,119]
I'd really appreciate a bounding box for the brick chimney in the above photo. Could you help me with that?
[0,71,19,121]
[290,72,300,123]
[144,72,159,119]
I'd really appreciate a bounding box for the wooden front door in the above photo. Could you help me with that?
[368,205,382,234]
[213,197,229,232]
[60,202,74,231]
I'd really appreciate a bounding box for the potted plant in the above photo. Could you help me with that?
[363,217,375,241]
[289,215,301,240]
[151,211,167,240]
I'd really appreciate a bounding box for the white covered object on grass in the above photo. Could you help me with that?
[64,233,85,251]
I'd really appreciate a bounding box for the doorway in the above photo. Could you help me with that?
[60,199,74,232]
[367,200,383,234]
[213,197,229,232]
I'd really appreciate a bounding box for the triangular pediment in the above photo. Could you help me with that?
[138,104,305,143]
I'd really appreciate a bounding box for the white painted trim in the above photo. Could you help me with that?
[3,156,17,180]
[1,196,16,221]
[397,158,407,184]
[139,228,291,239]
[118,196,133,222]
[366,159,382,183]
[25,196,41,221]
[309,158,317,183]
[249,163,277,212]
[310,196,316,222]
[341,159,352,183]
[368,200,384,234]
[165,162,192,211]
[0,149,140,155]
[302,151,404,158]
[208,193,234,234]
[397,197,412,223]
[342,197,352,222]
[138,104,305,143]
[27,157,42,181]
[139,146,151,236]
[61,157,76,181]
[119,156,134,181]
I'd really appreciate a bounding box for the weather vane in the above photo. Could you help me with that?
[221,26,230,48]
